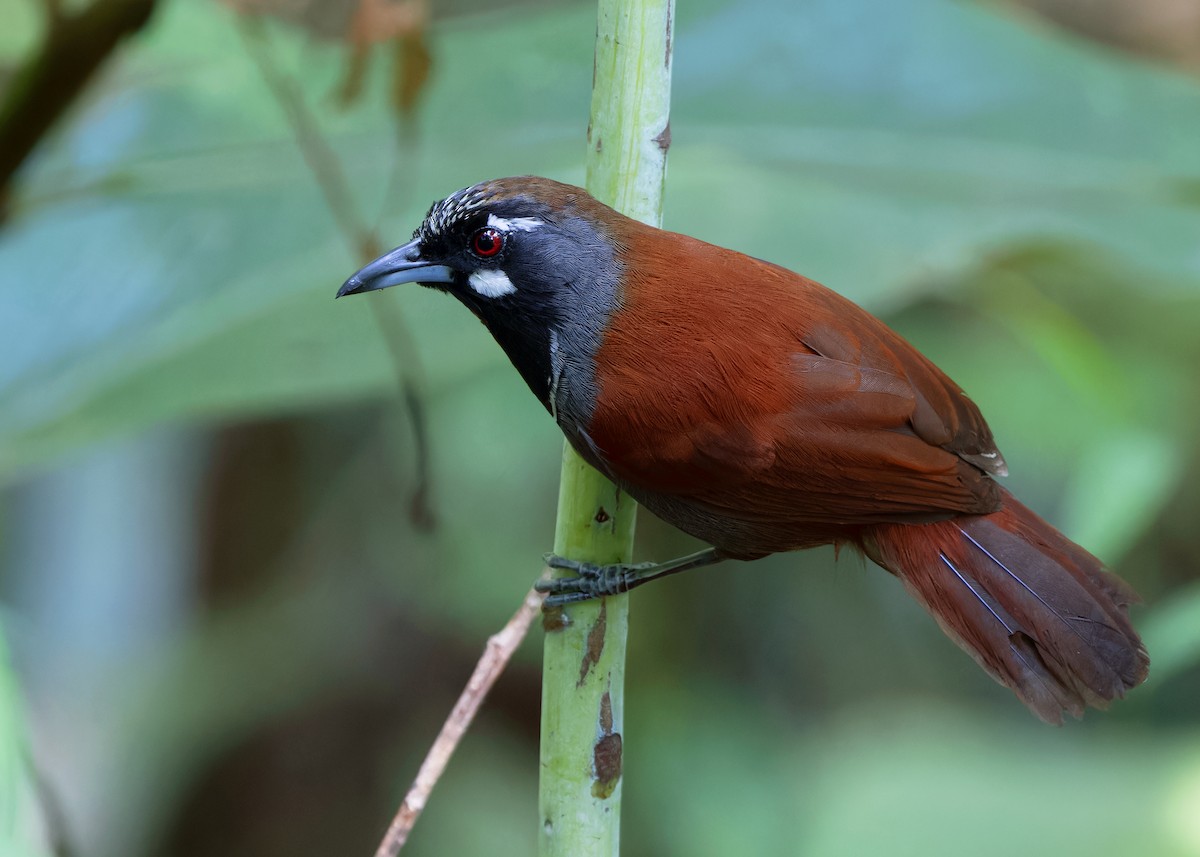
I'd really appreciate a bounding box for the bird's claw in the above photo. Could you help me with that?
[537,554,655,607]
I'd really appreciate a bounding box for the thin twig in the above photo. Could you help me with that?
[239,17,540,849]
[236,13,435,527]
[235,14,375,260]
[373,584,545,857]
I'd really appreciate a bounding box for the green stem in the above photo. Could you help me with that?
[537,0,674,854]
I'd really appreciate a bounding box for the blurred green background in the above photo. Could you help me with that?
[2,0,1200,854]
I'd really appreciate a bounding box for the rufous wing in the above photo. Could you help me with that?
[587,227,1003,534]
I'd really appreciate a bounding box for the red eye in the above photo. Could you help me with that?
[471,227,504,257]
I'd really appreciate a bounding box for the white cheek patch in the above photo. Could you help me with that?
[487,214,544,232]
[468,268,518,298]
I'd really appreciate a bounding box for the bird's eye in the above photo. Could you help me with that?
[471,227,504,258]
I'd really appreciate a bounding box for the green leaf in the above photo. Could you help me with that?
[1142,581,1200,683]
[0,0,39,59]
[632,690,1200,857]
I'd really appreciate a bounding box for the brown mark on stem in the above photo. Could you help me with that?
[542,604,570,633]
[594,506,610,524]
[598,687,613,732]
[653,121,671,154]
[595,135,603,154]
[577,599,607,686]
[664,5,673,67]
[591,690,622,799]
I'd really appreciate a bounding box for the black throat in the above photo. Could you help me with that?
[429,204,622,428]
[469,296,559,410]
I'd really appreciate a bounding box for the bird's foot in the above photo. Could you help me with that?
[536,554,657,607]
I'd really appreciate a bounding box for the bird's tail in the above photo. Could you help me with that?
[861,488,1149,723]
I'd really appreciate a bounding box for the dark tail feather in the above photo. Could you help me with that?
[862,488,1149,724]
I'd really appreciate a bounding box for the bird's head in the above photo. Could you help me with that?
[338,176,624,324]
[338,176,628,412]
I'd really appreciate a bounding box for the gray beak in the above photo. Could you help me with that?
[336,239,455,298]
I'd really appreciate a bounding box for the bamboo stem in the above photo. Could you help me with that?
[537,0,674,854]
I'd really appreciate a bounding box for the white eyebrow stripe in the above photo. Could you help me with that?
[468,269,517,298]
[487,214,544,232]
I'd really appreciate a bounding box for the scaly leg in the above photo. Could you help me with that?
[537,548,722,607]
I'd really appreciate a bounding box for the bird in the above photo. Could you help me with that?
[337,175,1149,723]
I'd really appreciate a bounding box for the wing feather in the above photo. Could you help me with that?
[587,231,1005,537]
